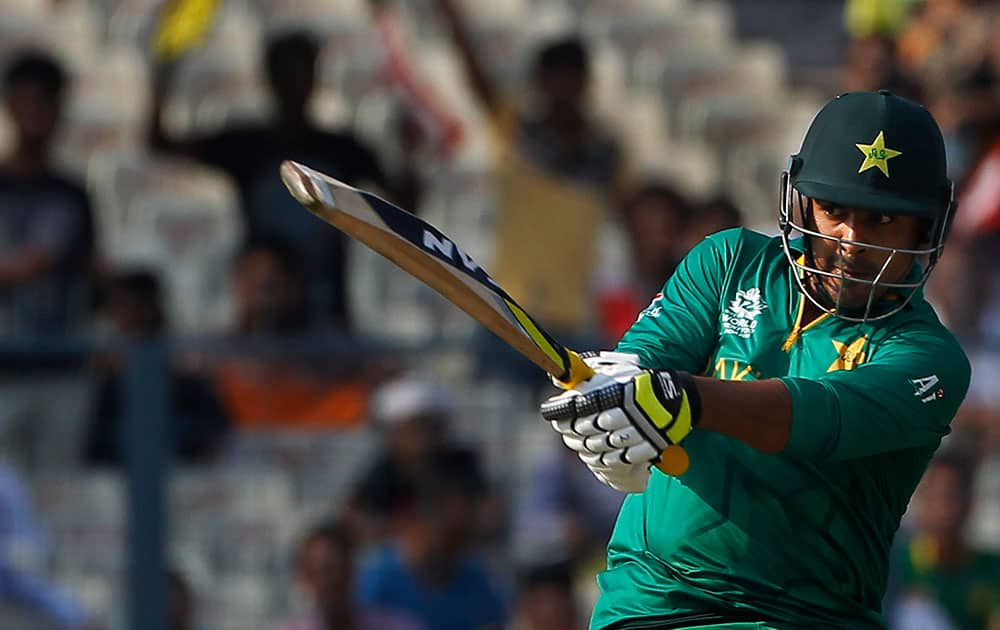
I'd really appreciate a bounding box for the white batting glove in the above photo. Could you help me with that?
[541,352,701,492]
[544,351,641,451]
[587,461,653,493]
[543,352,656,493]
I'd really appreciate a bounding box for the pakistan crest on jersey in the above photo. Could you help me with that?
[722,288,768,338]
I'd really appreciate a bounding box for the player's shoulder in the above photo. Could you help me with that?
[694,227,783,265]
[877,302,971,383]
[702,226,775,249]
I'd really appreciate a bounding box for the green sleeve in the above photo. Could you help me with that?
[616,229,739,372]
[780,325,971,461]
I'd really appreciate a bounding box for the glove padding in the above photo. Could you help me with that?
[587,457,652,493]
[541,353,700,488]
[542,352,655,493]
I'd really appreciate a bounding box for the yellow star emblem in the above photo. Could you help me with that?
[828,336,868,372]
[856,131,902,177]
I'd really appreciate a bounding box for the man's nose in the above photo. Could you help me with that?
[838,213,869,251]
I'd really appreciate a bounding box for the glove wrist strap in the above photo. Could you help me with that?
[671,370,702,427]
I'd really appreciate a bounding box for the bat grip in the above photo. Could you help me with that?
[540,384,690,476]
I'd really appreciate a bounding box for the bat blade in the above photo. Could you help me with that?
[280,160,690,475]
[280,160,592,387]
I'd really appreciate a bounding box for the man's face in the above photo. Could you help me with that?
[387,413,441,463]
[234,250,302,332]
[299,537,351,605]
[268,55,315,116]
[626,196,687,275]
[806,198,923,311]
[5,81,62,147]
[535,66,586,117]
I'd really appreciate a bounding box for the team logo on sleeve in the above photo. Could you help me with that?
[636,292,664,322]
[909,375,945,403]
[722,288,767,338]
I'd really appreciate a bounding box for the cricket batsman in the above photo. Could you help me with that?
[541,90,971,629]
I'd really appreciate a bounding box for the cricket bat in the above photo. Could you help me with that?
[279,160,689,476]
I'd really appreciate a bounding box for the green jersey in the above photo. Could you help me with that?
[596,228,971,630]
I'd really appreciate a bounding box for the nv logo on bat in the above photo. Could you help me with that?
[421,229,502,290]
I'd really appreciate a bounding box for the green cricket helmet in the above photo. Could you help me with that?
[778,90,955,321]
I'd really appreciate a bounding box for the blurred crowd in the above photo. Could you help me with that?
[0,0,998,628]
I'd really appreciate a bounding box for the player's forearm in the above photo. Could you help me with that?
[429,0,500,112]
[691,377,792,454]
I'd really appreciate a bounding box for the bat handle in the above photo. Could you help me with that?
[540,379,690,477]
[556,350,596,389]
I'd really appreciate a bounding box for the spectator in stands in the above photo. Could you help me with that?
[278,521,422,630]
[513,443,623,568]
[681,195,744,247]
[891,2,1000,336]
[346,376,491,544]
[426,1,625,193]
[83,269,231,466]
[896,0,1000,182]
[212,239,369,428]
[597,183,692,342]
[425,0,627,372]
[888,450,1000,630]
[621,183,693,299]
[357,469,507,630]
[0,49,95,336]
[842,34,923,100]
[0,462,89,628]
[231,237,310,336]
[150,30,420,330]
[510,561,581,630]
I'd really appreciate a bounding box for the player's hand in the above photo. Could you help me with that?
[540,354,701,485]
[585,455,654,493]
[542,352,654,492]
[548,350,642,389]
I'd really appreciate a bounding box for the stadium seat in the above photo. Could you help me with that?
[633,138,721,200]
[48,0,102,66]
[590,42,628,119]
[32,470,123,520]
[297,432,378,515]
[614,91,671,168]
[0,17,47,73]
[314,23,384,106]
[86,150,244,332]
[685,0,735,50]
[106,0,165,46]
[54,46,150,175]
[208,573,276,626]
[261,0,368,39]
[59,572,118,627]
[0,0,47,20]
[1,375,97,472]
